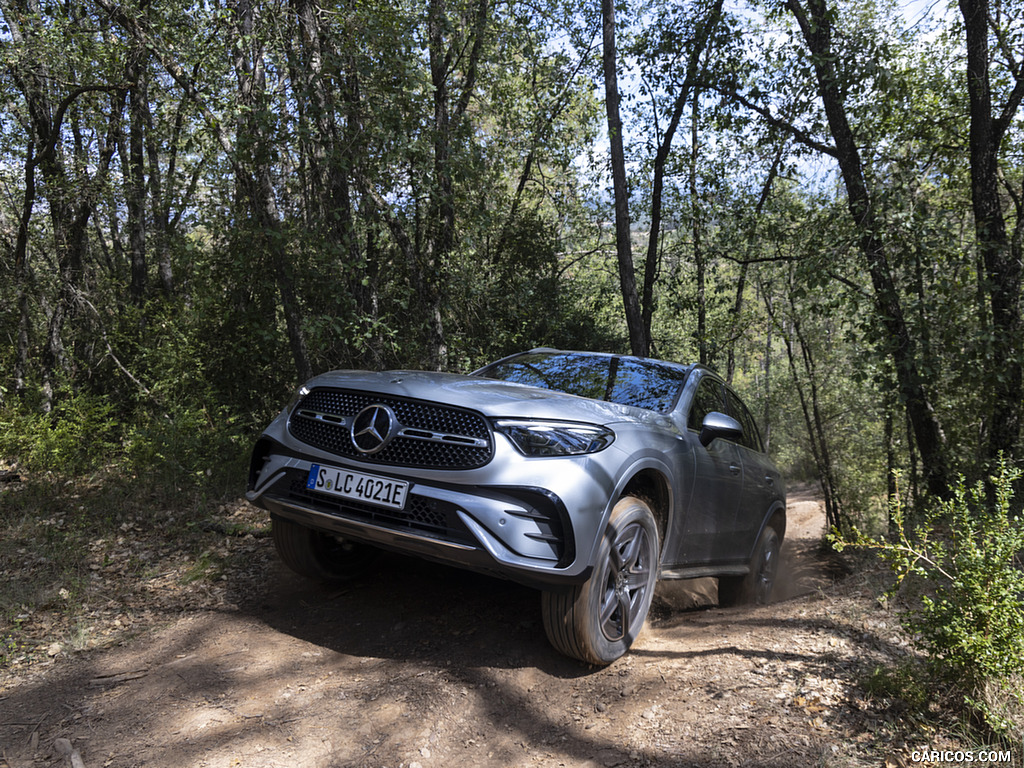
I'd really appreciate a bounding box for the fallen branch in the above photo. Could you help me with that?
[88,668,149,687]
[76,295,153,400]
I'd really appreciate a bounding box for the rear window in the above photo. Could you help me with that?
[476,352,690,413]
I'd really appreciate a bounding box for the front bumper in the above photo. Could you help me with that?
[246,439,603,588]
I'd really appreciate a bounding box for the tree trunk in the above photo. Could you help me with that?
[960,0,1023,464]
[690,96,708,366]
[728,142,783,383]
[602,0,646,356]
[425,0,455,370]
[12,134,36,399]
[726,263,747,383]
[126,45,148,304]
[785,0,950,498]
[762,316,772,451]
[143,81,180,297]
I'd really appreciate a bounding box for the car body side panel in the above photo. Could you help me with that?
[683,435,746,564]
[736,445,786,555]
[668,368,784,568]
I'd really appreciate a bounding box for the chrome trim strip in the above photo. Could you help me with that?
[295,410,487,448]
[296,409,350,426]
[397,428,489,448]
[296,415,487,450]
[267,496,478,551]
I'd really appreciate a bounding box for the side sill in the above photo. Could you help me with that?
[658,564,749,580]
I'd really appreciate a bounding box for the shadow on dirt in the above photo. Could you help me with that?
[0,514,900,768]
[227,513,846,677]
[233,550,593,677]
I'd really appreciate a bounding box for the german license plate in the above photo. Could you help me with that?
[306,464,409,510]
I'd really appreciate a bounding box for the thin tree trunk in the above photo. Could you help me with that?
[12,133,36,399]
[885,388,897,533]
[788,282,845,531]
[763,278,844,530]
[728,143,783,382]
[762,318,772,451]
[690,97,707,365]
[726,263,746,384]
[143,83,185,296]
[781,317,841,530]
[640,0,725,350]
[126,46,148,304]
[786,0,950,498]
[602,0,646,356]
[960,0,1023,465]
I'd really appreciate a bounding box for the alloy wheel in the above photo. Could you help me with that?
[599,521,654,642]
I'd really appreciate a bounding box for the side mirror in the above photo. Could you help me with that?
[699,411,743,447]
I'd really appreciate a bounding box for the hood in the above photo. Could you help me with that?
[301,369,665,425]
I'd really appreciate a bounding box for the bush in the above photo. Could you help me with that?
[122,403,251,490]
[833,460,1024,736]
[0,390,251,494]
[0,392,120,475]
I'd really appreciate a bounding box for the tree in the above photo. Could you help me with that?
[959,0,1024,465]
[1,0,123,408]
[721,0,953,497]
[602,0,647,356]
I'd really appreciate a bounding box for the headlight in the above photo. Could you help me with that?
[494,420,615,456]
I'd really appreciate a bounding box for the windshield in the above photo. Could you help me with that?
[476,351,691,413]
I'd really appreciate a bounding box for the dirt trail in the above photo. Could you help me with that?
[0,488,934,767]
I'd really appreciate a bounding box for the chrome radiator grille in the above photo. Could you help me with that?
[288,388,493,469]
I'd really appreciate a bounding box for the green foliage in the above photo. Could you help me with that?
[1,0,1021,559]
[834,461,1024,734]
[122,404,250,489]
[860,662,931,711]
[0,291,257,491]
[0,392,120,476]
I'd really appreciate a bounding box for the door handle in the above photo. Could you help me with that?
[765,475,774,486]
[729,464,741,474]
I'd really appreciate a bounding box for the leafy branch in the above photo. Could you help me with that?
[832,460,1024,736]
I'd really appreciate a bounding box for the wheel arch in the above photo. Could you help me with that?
[761,500,787,544]
[620,466,672,552]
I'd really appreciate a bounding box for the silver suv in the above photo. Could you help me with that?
[247,349,786,664]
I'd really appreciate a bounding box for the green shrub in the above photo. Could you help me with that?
[0,392,120,474]
[834,460,1024,736]
[122,404,250,490]
[860,662,931,711]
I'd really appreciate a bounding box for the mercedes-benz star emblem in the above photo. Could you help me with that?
[351,404,398,454]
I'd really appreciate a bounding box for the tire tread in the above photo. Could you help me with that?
[271,515,377,582]
[541,496,659,665]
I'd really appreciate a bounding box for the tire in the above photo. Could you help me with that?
[541,496,660,665]
[271,514,378,582]
[718,524,781,606]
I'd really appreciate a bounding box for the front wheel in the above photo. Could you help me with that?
[542,496,660,665]
[718,524,781,606]
[271,514,378,582]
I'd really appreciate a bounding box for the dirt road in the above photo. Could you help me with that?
[0,489,941,767]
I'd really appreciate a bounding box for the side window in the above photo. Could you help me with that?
[687,377,726,431]
[726,389,764,452]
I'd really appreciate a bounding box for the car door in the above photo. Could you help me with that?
[677,374,747,565]
[725,387,780,558]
